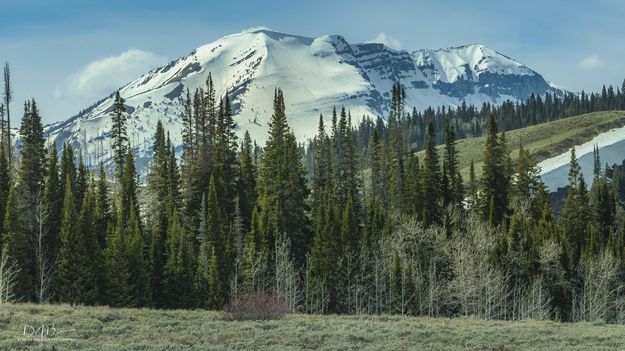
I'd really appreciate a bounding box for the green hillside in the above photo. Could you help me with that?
[416,110,625,181]
[1,303,624,350]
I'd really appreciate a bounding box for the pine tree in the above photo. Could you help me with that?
[2,186,33,300]
[241,216,258,295]
[163,209,195,308]
[369,129,387,209]
[593,144,601,180]
[120,151,139,225]
[213,94,239,218]
[76,187,100,304]
[18,99,46,196]
[340,191,360,254]
[468,159,477,206]
[388,83,406,212]
[3,63,12,168]
[147,121,169,307]
[558,147,587,266]
[308,187,340,312]
[42,145,61,262]
[104,214,131,307]
[59,143,76,197]
[254,88,310,263]
[238,131,257,232]
[404,153,421,216]
[479,114,508,225]
[421,121,441,227]
[166,135,181,210]
[443,116,463,208]
[0,143,10,244]
[207,245,222,309]
[591,177,616,248]
[56,176,89,304]
[125,205,151,307]
[94,163,110,251]
[513,142,544,217]
[196,176,225,307]
[111,91,128,180]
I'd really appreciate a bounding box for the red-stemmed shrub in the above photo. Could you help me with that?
[223,291,289,321]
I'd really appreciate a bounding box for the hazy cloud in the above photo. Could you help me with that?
[56,49,167,98]
[578,54,603,69]
[366,32,402,50]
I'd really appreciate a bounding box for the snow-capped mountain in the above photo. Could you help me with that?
[44,28,565,173]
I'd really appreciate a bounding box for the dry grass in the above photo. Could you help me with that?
[0,303,624,350]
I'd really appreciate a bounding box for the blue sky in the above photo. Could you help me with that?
[1,0,624,124]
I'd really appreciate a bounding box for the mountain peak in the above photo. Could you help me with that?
[46,29,565,175]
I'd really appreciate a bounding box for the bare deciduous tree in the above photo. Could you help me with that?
[0,245,19,303]
[33,189,53,303]
[274,232,301,313]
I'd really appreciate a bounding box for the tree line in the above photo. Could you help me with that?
[318,79,625,173]
[1,65,625,323]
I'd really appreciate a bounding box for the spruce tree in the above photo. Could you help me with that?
[104,214,131,307]
[468,159,477,206]
[207,245,222,309]
[592,144,601,180]
[238,131,257,232]
[404,153,421,216]
[213,94,239,218]
[76,187,100,304]
[59,143,76,197]
[591,177,615,248]
[479,114,508,225]
[111,91,128,180]
[558,147,587,266]
[125,205,151,307]
[3,63,12,168]
[94,163,110,251]
[421,121,441,227]
[18,99,46,196]
[163,209,194,308]
[147,121,169,307]
[120,151,139,225]
[56,176,89,304]
[254,88,310,263]
[308,187,340,312]
[2,186,33,300]
[443,116,463,208]
[196,177,225,307]
[369,129,387,209]
[42,145,61,262]
[387,83,406,212]
[0,143,9,244]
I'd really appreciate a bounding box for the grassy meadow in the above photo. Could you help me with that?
[0,303,624,350]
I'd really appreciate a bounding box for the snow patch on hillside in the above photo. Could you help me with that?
[539,125,625,190]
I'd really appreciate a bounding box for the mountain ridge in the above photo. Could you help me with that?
[41,28,567,173]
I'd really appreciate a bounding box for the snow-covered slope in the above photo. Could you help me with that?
[46,28,565,173]
[539,126,625,191]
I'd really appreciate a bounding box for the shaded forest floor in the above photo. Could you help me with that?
[0,303,624,350]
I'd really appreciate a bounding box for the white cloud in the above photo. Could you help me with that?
[366,32,402,50]
[578,54,603,69]
[56,49,167,98]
